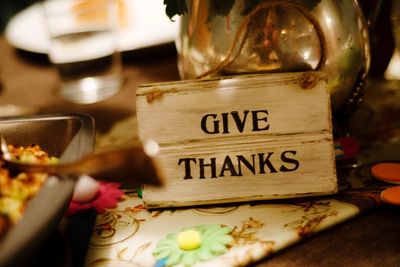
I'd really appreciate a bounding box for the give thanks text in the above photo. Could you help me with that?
[178,109,300,179]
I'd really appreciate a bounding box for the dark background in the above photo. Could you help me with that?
[0,0,396,77]
[0,0,37,31]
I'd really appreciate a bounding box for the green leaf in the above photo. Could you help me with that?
[163,0,322,21]
[208,0,236,17]
[300,0,322,10]
[242,0,263,15]
[242,0,322,15]
[164,0,188,21]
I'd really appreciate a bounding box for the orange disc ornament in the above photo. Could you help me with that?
[381,186,400,206]
[371,163,400,184]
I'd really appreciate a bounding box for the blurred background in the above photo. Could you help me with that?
[0,0,396,77]
[0,0,37,31]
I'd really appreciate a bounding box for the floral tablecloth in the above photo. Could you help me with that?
[84,80,399,267]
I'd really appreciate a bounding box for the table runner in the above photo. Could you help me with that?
[84,82,399,266]
[82,161,387,267]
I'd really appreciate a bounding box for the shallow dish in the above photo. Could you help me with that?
[0,113,95,267]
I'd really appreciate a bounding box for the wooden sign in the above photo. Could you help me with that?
[136,72,337,208]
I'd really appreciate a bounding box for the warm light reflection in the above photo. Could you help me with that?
[144,140,160,156]
[303,50,310,60]
[216,78,239,101]
[217,78,239,88]
[325,16,332,26]
[81,77,98,92]
[384,50,400,80]
[61,74,121,104]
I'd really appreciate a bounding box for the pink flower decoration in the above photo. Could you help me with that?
[66,182,124,216]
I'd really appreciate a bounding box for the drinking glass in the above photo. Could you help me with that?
[43,0,123,104]
[392,0,400,51]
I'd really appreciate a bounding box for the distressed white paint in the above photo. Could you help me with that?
[136,72,337,208]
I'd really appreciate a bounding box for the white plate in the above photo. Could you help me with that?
[5,0,178,54]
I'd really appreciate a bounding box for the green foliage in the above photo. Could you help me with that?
[208,0,236,16]
[163,0,188,21]
[242,0,322,14]
[301,0,322,10]
[163,0,323,20]
[242,0,263,15]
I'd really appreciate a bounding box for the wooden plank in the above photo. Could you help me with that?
[136,72,337,208]
[137,72,331,146]
[143,136,336,208]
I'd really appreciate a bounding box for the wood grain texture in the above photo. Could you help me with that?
[137,72,331,145]
[136,72,337,208]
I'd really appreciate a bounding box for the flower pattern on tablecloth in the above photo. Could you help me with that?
[153,224,233,266]
[90,211,139,246]
[284,202,338,238]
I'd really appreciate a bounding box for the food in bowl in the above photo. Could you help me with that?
[0,113,94,267]
[0,144,58,239]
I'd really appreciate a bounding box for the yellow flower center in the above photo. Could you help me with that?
[177,229,202,250]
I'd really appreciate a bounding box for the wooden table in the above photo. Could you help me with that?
[1,36,399,267]
[0,36,180,133]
